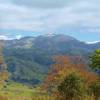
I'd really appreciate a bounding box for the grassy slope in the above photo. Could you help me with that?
[0,82,95,100]
[0,82,49,100]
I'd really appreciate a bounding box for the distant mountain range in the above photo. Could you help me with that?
[2,34,100,85]
[4,34,100,50]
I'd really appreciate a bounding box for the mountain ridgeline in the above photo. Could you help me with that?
[2,34,100,85]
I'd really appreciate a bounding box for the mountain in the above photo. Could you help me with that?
[4,34,100,51]
[5,36,35,48]
[88,42,100,50]
[2,34,100,85]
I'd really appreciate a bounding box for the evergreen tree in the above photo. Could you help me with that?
[90,49,100,73]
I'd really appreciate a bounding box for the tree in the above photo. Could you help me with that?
[89,50,100,100]
[90,49,100,72]
[44,55,99,100]
[57,72,86,100]
[0,41,8,85]
[44,56,97,91]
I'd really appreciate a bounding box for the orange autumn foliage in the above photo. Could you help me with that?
[0,42,9,85]
[44,55,98,90]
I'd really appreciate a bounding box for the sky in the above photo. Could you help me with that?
[0,0,100,42]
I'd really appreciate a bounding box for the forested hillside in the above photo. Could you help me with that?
[1,35,100,84]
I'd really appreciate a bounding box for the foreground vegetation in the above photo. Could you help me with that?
[0,82,52,100]
[0,46,100,100]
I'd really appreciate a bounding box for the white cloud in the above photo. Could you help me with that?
[0,34,23,40]
[0,0,100,35]
[0,35,14,40]
[15,35,22,39]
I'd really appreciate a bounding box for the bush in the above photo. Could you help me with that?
[89,79,100,100]
[57,72,87,100]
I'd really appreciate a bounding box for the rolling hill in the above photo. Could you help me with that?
[1,34,100,85]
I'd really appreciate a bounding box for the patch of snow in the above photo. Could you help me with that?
[85,41,100,44]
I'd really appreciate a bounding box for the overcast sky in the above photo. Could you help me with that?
[0,0,100,42]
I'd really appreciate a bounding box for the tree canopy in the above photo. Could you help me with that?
[90,49,100,73]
